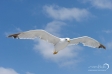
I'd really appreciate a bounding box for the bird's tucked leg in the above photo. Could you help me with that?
[53,51,58,54]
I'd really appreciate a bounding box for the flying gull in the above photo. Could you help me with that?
[8,30,106,54]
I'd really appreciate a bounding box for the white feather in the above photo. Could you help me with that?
[69,36,100,48]
[18,30,60,45]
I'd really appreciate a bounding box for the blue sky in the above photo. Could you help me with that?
[0,0,112,74]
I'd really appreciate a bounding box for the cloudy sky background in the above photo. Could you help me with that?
[0,0,112,74]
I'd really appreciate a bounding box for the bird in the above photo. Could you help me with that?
[8,30,106,54]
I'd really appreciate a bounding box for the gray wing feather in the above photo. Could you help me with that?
[8,30,60,45]
[69,36,105,49]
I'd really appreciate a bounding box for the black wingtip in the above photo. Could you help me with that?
[8,33,20,39]
[98,44,106,49]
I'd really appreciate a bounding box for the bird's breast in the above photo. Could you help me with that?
[54,41,69,51]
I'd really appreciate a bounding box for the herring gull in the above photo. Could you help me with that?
[8,30,106,54]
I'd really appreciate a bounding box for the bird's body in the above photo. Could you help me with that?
[8,30,106,54]
[54,38,70,53]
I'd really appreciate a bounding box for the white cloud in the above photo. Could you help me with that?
[103,30,112,34]
[85,0,112,9]
[0,67,19,74]
[34,40,82,61]
[34,21,83,66]
[26,72,34,74]
[45,21,66,37]
[43,5,90,21]
[15,28,22,32]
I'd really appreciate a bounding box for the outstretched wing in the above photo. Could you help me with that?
[69,36,106,49]
[8,30,60,45]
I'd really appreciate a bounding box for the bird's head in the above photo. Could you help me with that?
[65,38,70,42]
